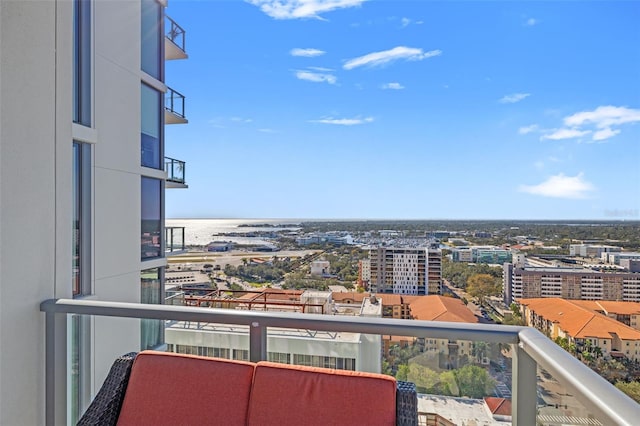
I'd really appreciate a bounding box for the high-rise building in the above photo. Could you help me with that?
[0,1,188,423]
[369,247,442,295]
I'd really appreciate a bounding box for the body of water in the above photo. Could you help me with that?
[165,218,303,246]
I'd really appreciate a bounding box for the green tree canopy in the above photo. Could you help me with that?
[466,273,502,304]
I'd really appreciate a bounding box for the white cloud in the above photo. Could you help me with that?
[343,46,441,70]
[290,48,326,57]
[540,128,591,141]
[525,18,538,26]
[519,173,595,199]
[563,105,640,129]
[518,124,539,135]
[310,116,374,125]
[381,82,404,90]
[401,17,411,28]
[499,93,530,104]
[258,128,276,133]
[534,161,545,170]
[295,70,337,84]
[231,117,253,123]
[592,127,621,141]
[247,0,366,20]
[307,66,334,72]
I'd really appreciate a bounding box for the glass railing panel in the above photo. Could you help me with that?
[536,365,605,425]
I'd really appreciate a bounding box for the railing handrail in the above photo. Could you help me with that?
[164,156,184,164]
[40,298,640,425]
[165,87,186,118]
[40,298,522,342]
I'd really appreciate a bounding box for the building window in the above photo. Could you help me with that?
[141,0,163,79]
[141,177,162,259]
[141,83,163,169]
[73,0,91,126]
[233,349,249,361]
[73,142,91,296]
[141,268,163,349]
[268,352,291,364]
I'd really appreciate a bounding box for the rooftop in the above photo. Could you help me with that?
[519,298,640,340]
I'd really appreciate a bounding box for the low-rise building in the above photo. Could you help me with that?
[518,298,640,361]
[165,290,383,372]
[310,260,330,276]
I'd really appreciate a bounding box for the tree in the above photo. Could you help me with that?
[472,341,489,364]
[453,365,495,398]
[615,381,640,403]
[466,274,501,305]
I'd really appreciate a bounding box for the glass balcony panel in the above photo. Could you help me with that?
[42,300,639,426]
[165,226,186,253]
[537,366,604,425]
[165,15,187,60]
[165,157,187,188]
[165,87,187,124]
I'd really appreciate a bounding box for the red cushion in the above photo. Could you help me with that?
[117,351,255,426]
[247,362,397,426]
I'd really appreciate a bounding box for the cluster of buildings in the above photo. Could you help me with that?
[295,233,354,246]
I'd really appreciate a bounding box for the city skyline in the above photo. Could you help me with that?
[165,0,640,220]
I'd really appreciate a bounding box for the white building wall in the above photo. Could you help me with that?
[1,1,170,423]
[0,2,72,424]
[165,326,381,373]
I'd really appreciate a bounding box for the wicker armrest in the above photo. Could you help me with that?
[77,352,137,426]
[396,380,418,426]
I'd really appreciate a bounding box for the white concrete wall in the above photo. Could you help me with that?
[1,0,167,423]
[0,1,73,424]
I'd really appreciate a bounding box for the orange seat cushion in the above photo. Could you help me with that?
[247,362,397,426]
[117,351,255,426]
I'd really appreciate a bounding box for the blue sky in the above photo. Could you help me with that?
[164,0,640,220]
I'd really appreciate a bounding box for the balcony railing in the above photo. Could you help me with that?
[165,15,187,60]
[40,299,639,426]
[165,226,185,253]
[165,87,187,124]
[164,156,186,187]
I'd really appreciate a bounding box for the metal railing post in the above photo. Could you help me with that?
[512,342,537,426]
[45,311,67,426]
[249,321,267,362]
[45,311,55,426]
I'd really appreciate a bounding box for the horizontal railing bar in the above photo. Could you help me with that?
[518,328,640,425]
[40,299,521,344]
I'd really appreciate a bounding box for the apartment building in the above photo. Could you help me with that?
[369,247,442,295]
[518,298,640,362]
[503,264,640,305]
[0,1,187,423]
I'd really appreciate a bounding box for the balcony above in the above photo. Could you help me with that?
[165,156,187,188]
[165,15,187,60]
[165,87,187,124]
